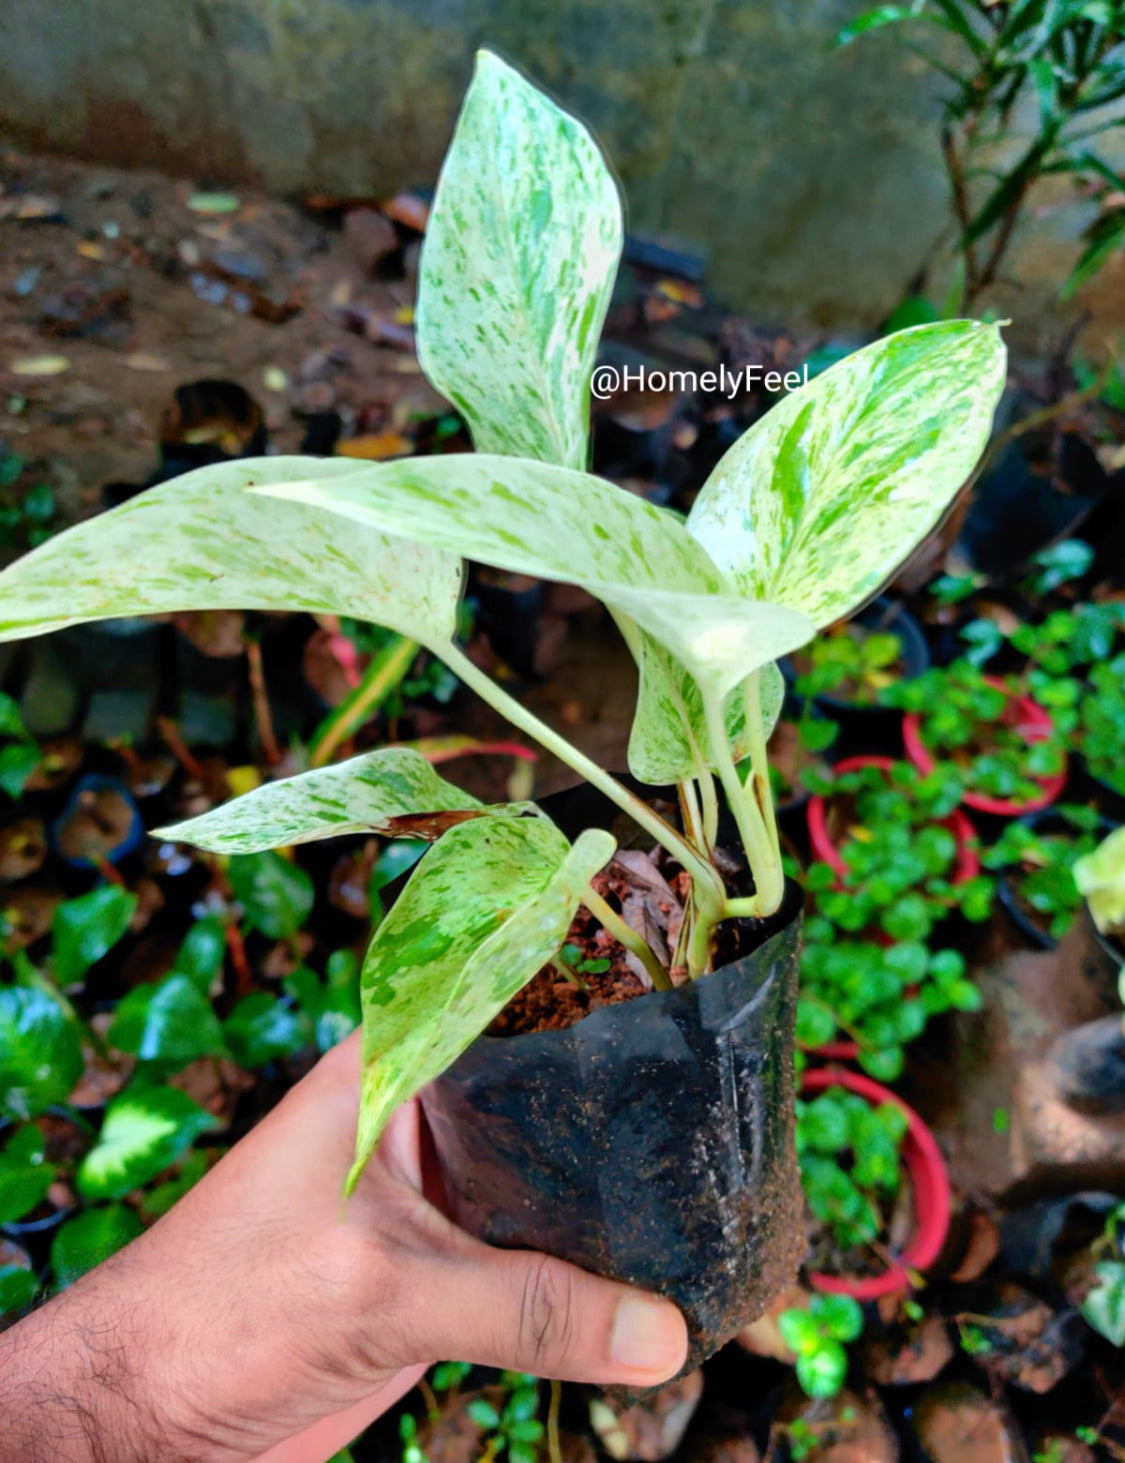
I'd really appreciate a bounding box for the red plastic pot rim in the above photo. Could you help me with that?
[806,754,980,884]
[799,1065,951,1301]
[901,680,1067,817]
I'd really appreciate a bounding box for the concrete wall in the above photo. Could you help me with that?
[2,0,1122,346]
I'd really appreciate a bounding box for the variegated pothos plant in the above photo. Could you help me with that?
[0,52,1007,1189]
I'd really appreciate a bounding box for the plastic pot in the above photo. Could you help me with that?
[420,790,805,1373]
[920,587,1035,672]
[1081,766,1125,826]
[902,678,1067,817]
[996,810,1118,953]
[1093,924,1124,974]
[49,773,145,871]
[1046,1016,1125,1116]
[806,755,980,886]
[800,1067,951,1300]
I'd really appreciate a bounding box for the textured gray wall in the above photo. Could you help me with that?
[2,0,1121,343]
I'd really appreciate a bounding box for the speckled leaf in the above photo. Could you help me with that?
[156,748,493,854]
[0,457,462,645]
[625,639,786,783]
[416,50,622,471]
[605,586,813,699]
[1074,825,1125,936]
[687,321,1007,627]
[348,817,615,1190]
[76,1086,219,1201]
[260,457,809,779]
[256,455,721,601]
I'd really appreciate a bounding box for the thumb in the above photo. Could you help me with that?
[407,1233,689,1388]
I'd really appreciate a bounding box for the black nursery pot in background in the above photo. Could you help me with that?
[420,798,804,1375]
[780,596,929,758]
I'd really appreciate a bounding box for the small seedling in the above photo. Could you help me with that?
[883,661,1066,805]
[798,761,989,1076]
[796,1087,908,1253]
[778,1294,864,1398]
[984,805,1104,942]
[792,625,905,707]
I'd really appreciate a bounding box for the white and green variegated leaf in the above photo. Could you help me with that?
[0,458,462,645]
[258,456,809,779]
[625,636,785,783]
[76,1087,219,1202]
[348,816,615,1190]
[605,586,813,699]
[155,747,504,854]
[255,454,722,601]
[1074,825,1125,937]
[416,50,622,472]
[687,321,1007,628]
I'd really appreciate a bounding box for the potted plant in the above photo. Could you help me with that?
[797,1069,950,1301]
[984,806,1111,951]
[798,758,991,1078]
[0,53,1007,1363]
[890,661,1067,816]
[782,595,929,730]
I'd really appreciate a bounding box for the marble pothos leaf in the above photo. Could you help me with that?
[416,50,622,472]
[157,747,507,854]
[604,586,813,700]
[625,633,786,784]
[348,817,615,1191]
[0,457,462,645]
[256,454,722,601]
[256,457,812,761]
[687,320,1007,628]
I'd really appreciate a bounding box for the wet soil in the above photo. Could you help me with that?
[488,859,656,1037]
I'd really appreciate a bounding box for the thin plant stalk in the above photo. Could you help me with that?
[743,670,783,875]
[677,778,705,852]
[439,642,727,921]
[582,883,671,992]
[702,689,784,918]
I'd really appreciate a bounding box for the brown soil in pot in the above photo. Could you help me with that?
[489,850,771,1037]
[488,857,661,1037]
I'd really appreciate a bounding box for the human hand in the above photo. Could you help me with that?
[0,1030,688,1463]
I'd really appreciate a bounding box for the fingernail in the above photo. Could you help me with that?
[610,1295,685,1375]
